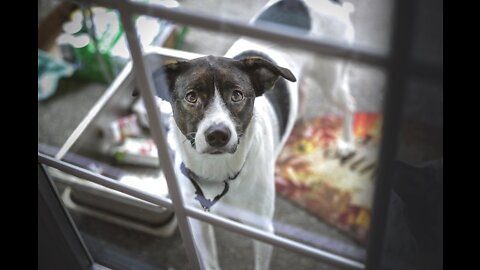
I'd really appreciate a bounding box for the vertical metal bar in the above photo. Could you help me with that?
[365,0,417,269]
[118,9,203,270]
[38,163,95,270]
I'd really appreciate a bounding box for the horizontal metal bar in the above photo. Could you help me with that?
[147,46,443,88]
[184,206,364,270]
[147,44,444,89]
[79,0,442,80]
[38,153,174,211]
[79,0,388,67]
[40,152,363,269]
[144,46,204,61]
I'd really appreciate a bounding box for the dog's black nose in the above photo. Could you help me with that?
[205,124,231,148]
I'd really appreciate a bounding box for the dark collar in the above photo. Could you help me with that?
[180,162,243,211]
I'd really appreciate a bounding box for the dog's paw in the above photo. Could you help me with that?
[336,139,356,157]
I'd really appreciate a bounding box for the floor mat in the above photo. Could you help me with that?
[275,112,382,244]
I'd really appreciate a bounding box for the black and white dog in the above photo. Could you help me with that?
[147,0,356,269]
[166,45,298,270]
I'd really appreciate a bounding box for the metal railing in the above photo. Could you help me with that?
[38,0,430,269]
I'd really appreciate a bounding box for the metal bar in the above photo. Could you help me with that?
[38,152,364,270]
[149,45,442,87]
[55,61,133,159]
[38,153,363,269]
[38,163,95,270]
[39,153,174,211]
[78,0,387,67]
[39,151,363,269]
[185,206,364,270]
[117,9,204,270]
[365,0,417,269]
[408,59,443,85]
[76,0,442,79]
[144,46,204,61]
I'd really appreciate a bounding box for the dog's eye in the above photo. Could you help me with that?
[231,90,244,102]
[185,90,198,103]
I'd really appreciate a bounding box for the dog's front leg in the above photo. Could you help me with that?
[190,217,221,270]
[249,172,276,270]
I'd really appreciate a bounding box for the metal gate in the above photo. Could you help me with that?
[38,0,442,269]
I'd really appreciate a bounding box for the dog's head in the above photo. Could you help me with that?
[148,55,295,155]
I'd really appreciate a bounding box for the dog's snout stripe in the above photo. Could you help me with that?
[195,82,238,154]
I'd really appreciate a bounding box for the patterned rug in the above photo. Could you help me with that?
[275,113,382,245]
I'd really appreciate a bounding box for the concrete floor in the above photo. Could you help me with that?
[38,0,442,269]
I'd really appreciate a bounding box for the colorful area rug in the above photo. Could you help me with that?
[275,113,382,244]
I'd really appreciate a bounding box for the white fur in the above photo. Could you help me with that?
[170,44,297,270]
[225,38,300,157]
[172,94,280,269]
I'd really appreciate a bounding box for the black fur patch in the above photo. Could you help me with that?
[234,51,290,138]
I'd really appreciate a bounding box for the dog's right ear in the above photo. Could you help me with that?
[239,57,296,97]
[131,60,189,99]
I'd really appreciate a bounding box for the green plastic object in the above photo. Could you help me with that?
[57,8,122,84]
[57,2,186,84]
[174,25,189,49]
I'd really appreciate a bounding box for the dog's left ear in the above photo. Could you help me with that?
[240,57,296,96]
[132,60,189,101]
